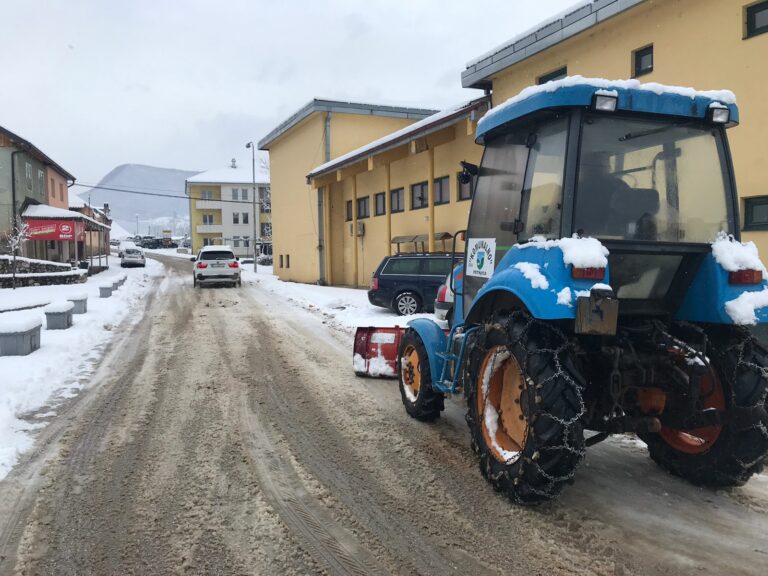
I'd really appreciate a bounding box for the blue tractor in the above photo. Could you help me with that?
[366,78,768,504]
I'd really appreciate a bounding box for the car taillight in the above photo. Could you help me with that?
[437,284,448,302]
[228,262,239,268]
[371,277,379,290]
[729,269,763,285]
[572,267,605,281]
[196,262,208,269]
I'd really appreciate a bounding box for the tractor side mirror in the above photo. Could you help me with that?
[189,257,196,262]
[459,161,478,185]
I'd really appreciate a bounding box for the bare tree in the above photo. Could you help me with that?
[6,216,29,289]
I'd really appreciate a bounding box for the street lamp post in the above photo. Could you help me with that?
[135,213,139,236]
[245,141,259,273]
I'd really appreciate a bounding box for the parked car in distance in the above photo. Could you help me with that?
[121,246,146,268]
[191,245,241,288]
[368,253,458,316]
[118,240,138,258]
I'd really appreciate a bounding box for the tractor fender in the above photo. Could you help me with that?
[406,318,448,381]
[465,245,602,323]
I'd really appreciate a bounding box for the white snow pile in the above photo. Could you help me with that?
[479,75,737,131]
[481,348,520,464]
[355,352,396,378]
[514,262,549,289]
[725,288,768,325]
[67,292,88,301]
[518,235,609,269]
[0,315,42,334]
[0,255,71,268]
[711,232,768,279]
[0,261,163,480]
[556,287,573,307]
[43,301,75,314]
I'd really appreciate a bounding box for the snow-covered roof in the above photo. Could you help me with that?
[476,76,738,141]
[307,97,489,180]
[258,98,437,150]
[186,166,270,185]
[23,204,110,230]
[462,0,648,89]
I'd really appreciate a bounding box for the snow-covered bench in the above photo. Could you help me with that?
[67,292,88,314]
[0,316,42,356]
[99,282,113,298]
[44,301,74,330]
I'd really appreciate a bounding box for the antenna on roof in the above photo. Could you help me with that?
[231,158,237,168]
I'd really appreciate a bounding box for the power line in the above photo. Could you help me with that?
[70,182,267,204]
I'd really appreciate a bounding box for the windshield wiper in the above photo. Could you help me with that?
[618,125,675,142]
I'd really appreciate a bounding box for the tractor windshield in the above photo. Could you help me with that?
[574,114,732,243]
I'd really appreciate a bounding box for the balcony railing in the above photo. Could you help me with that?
[195,200,222,210]
[196,224,223,233]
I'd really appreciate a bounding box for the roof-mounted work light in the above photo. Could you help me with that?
[592,91,618,112]
[709,105,730,124]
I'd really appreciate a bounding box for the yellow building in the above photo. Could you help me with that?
[186,166,270,256]
[262,0,768,287]
[258,99,437,284]
[462,0,768,254]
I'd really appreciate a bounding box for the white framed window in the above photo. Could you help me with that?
[242,188,249,201]
[232,188,239,201]
[242,212,249,224]
[233,236,241,247]
[202,214,214,225]
[233,213,239,224]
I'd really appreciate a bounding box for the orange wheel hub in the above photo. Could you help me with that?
[476,346,527,464]
[659,366,725,455]
[401,344,421,401]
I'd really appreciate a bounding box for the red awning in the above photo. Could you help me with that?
[26,219,85,241]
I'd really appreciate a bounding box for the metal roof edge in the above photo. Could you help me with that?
[307,97,489,181]
[461,0,648,89]
[0,125,77,181]
[257,98,438,150]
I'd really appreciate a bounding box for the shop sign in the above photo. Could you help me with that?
[25,219,85,241]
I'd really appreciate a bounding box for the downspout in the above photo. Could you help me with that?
[318,111,331,285]
[10,150,23,224]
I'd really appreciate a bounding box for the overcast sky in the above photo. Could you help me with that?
[2,0,579,187]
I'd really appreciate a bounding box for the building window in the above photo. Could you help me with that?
[233,236,241,247]
[633,45,653,77]
[202,214,214,225]
[233,213,239,224]
[279,255,284,268]
[242,212,249,224]
[232,188,239,201]
[203,237,213,246]
[261,222,272,237]
[49,177,55,198]
[746,1,768,37]
[244,236,250,247]
[744,196,768,230]
[457,173,477,201]
[374,192,385,216]
[346,200,353,221]
[390,188,404,213]
[25,162,32,190]
[411,182,428,210]
[59,182,64,200]
[434,176,450,205]
[201,190,213,200]
[242,188,248,201]
[357,196,370,219]
[538,67,567,84]
[259,187,271,212]
[286,254,290,268]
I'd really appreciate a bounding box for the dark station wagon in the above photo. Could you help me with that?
[368,253,459,315]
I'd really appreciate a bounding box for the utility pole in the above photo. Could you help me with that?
[246,141,259,272]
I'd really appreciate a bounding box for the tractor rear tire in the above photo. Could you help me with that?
[641,326,768,487]
[464,311,585,505]
[397,329,445,422]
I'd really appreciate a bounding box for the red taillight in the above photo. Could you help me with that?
[228,262,239,268]
[437,284,448,302]
[729,269,763,285]
[371,277,379,290]
[196,262,208,269]
[572,267,605,281]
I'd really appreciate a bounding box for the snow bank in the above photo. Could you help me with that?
[518,235,609,269]
[725,288,768,325]
[711,232,768,278]
[43,301,75,313]
[0,270,85,279]
[0,261,164,479]
[67,292,88,301]
[480,75,737,131]
[0,255,71,268]
[0,315,42,334]
[514,262,549,289]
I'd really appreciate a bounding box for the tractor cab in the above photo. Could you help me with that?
[463,78,743,323]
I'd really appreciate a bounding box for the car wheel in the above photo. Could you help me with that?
[394,292,421,316]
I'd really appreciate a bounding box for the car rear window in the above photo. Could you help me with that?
[382,258,421,275]
[423,258,453,276]
[201,251,235,261]
[125,249,141,255]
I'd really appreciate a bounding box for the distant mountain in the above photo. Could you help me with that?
[77,164,200,237]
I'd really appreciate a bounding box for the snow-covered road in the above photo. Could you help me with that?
[0,254,765,575]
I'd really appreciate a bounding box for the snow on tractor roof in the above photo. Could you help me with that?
[476,76,738,142]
